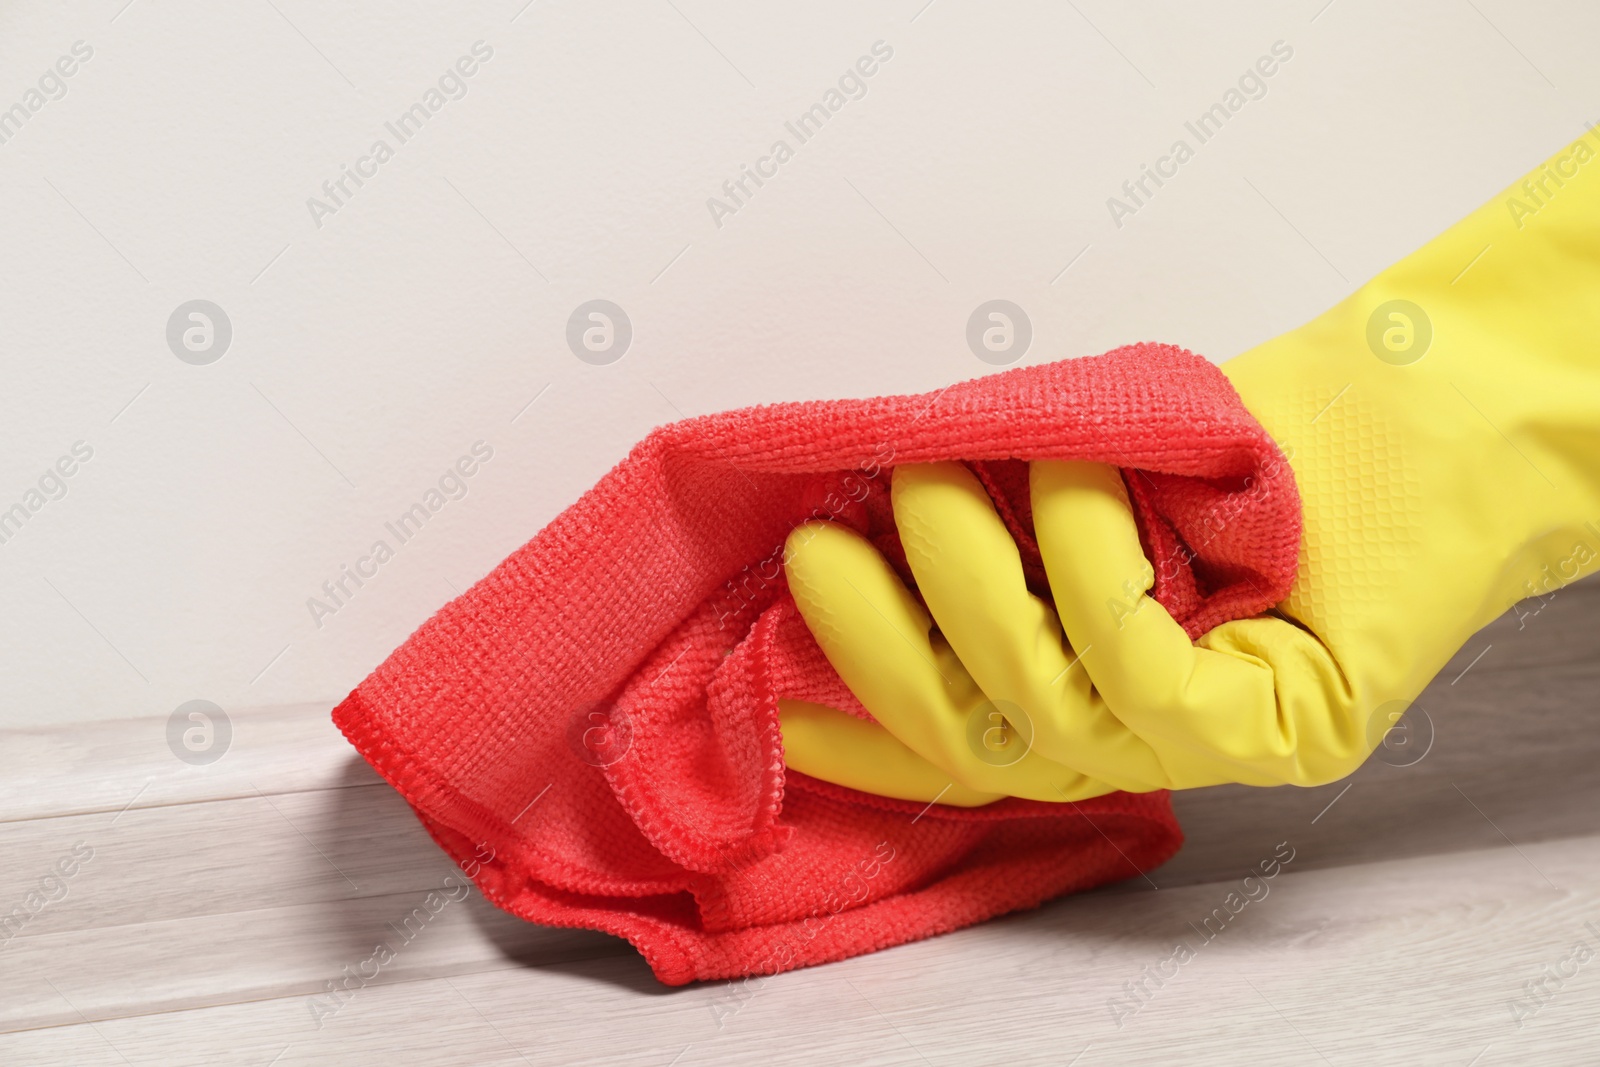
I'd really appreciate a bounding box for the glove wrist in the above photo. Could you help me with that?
[1221,132,1600,713]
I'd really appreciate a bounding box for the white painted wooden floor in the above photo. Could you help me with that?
[4,580,1599,1066]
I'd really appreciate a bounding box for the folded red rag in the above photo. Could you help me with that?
[333,343,1301,985]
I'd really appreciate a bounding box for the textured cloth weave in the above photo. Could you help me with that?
[333,343,1302,984]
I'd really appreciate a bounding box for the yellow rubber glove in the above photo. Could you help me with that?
[779,132,1600,805]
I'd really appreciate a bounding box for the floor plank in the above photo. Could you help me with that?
[0,783,454,941]
[0,886,625,1031]
[2,584,1597,1063]
[6,834,1598,1065]
[0,702,375,825]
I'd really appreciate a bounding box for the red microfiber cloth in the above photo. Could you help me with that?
[333,343,1301,985]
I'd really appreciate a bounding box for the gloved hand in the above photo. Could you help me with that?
[778,134,1600,805]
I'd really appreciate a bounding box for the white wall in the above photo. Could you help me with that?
[1,0,1593,727]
